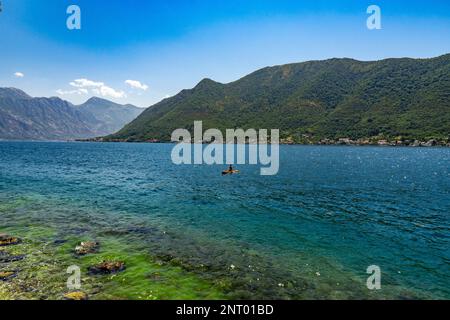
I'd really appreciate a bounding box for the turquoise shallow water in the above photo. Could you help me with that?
[0,141,449,299]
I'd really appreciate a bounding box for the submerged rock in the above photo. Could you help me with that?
[126,226,158,235]
[64,291,88,300]
[0,271,17,281]
[75,241,99,255]
[0,234,21,247]
[88,261,126,275]
[0,251,26,263]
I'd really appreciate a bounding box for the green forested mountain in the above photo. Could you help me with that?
[107,54,450,143]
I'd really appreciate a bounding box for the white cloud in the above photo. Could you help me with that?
[125,80,148,91]
[56,89,88,95]
[14,72,24,78]
[68,78,126,99]
[70,78,104,88]
[99,85,126,99]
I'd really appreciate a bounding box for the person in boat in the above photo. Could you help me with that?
[222,165,237,175]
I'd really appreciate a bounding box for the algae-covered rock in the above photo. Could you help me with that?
[64,291,88,300]
[88,261,126,275]
[0,250,25,263]
[75,241,99,255]
[0,271,17,281]
[0,234,21,247]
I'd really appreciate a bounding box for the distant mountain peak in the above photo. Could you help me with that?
[84,96,113,105]
[82,96,140,109]
[0,87,32,100]
[195,78,222,89]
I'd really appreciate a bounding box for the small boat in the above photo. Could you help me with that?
[222,170,240,175]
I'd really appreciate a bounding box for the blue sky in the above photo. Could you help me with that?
[1,0,450,107]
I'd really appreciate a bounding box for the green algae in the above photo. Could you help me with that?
[0,195,226,300]
[0,224,226,300]
[61,236,226,300]
[0,224,66,300]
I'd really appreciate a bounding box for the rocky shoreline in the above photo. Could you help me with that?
[311,138,450,147]
[80,137,450,147]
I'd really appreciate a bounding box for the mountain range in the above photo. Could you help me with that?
[106,54,450,144]
[0,88,143,140]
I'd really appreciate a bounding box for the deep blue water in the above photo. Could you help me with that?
[0,141,449,299]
